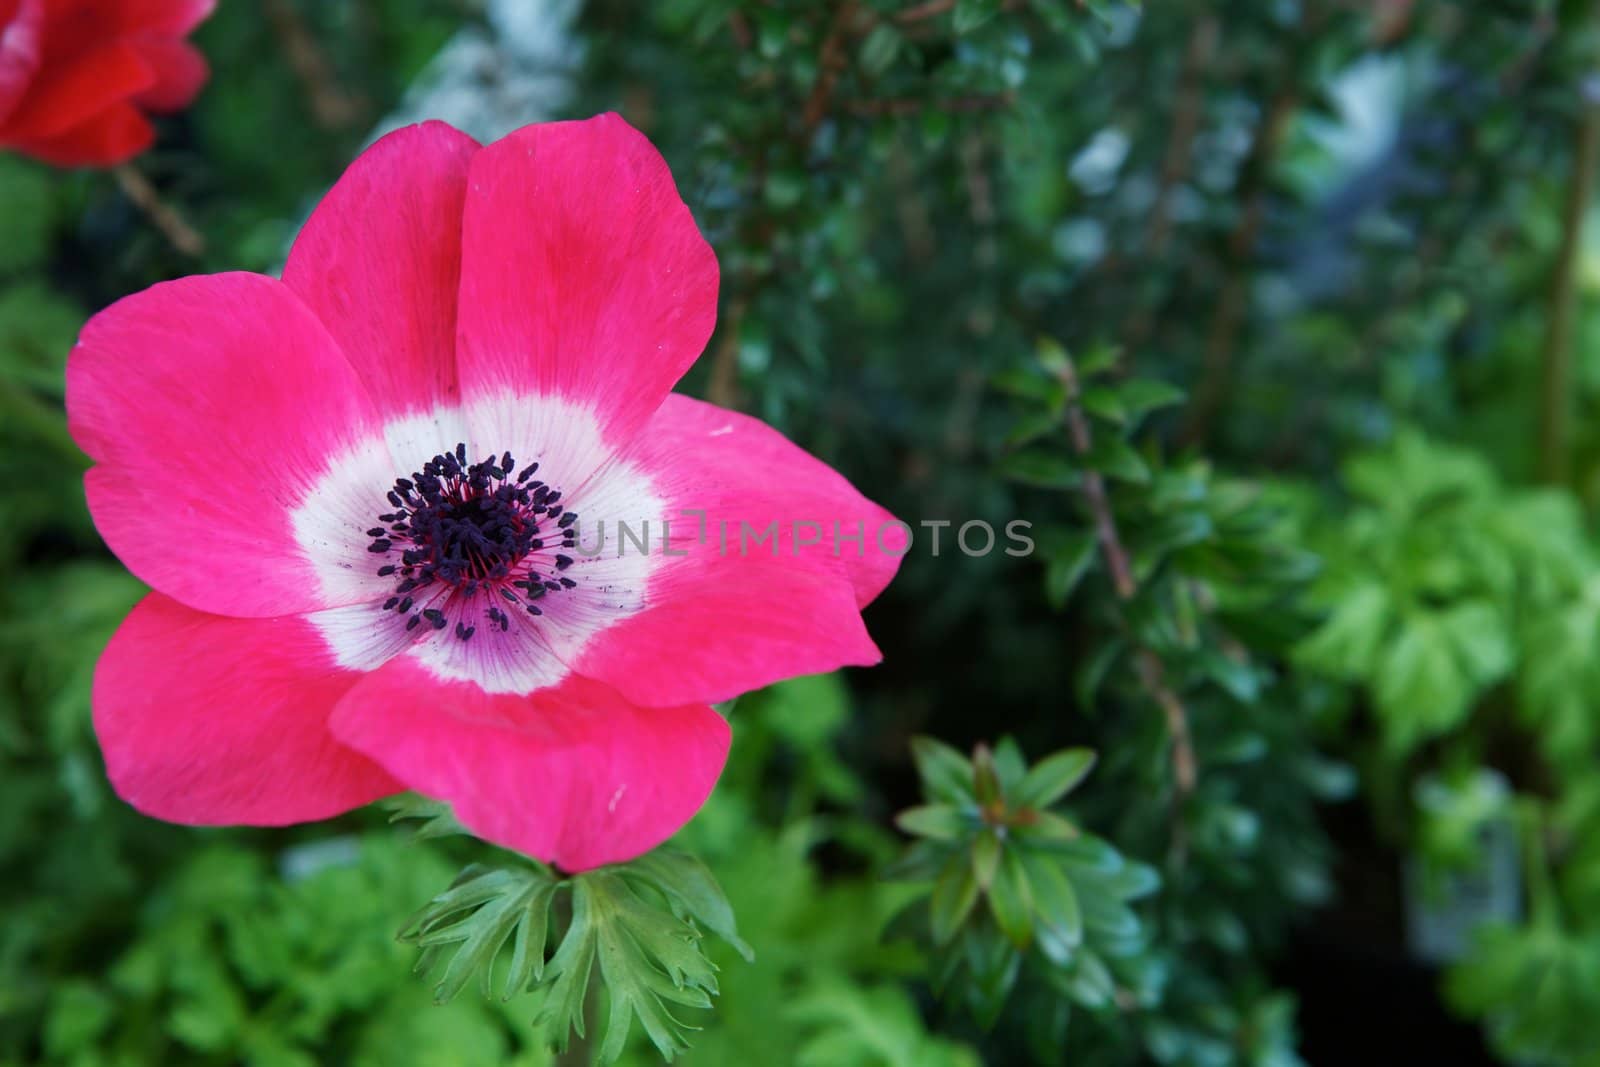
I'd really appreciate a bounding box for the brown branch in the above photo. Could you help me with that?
[704,130,772,412]
[894,0,957,22]
[705,293,749,409]
[807,0,1027,130]
[804,2,861,132]
[961,130,997,252]
[264,0,367,129]
[1060,367,1134,599]
[1138,657,1197,793]
[1178,81,1300,447]
[1370,0,1416,46]
[1057,355,1198,840]
[893,0,1024,24]
[843,92,1016,116]
[1501,11,1557,93]
[1538,18,1600,483]
[113,165,204,257]
[714,2,864,411]
[1142,17,1219,259]
[1118,16,1220,355]
[942,133,999,457]
[728,9,753,50]
[888,135,935,261]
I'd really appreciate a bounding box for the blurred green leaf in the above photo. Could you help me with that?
[911,736,976,806]
[987,849,1035,949]
[1013,748,1096,810]
[997,448,1082,489]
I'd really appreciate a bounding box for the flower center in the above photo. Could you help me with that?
[367,443,579,641]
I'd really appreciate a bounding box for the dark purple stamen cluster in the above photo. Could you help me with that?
[368,443,580,640]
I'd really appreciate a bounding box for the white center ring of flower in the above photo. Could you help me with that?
[291,391,664,694]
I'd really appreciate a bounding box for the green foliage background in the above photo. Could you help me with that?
[6,0,1600,1064]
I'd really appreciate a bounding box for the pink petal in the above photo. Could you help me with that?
[455,113,719,447]
[641,394,903,607]
[576,558,883,707]
[282,121,479,416]
[0,0,44,125]
[569,394,901,706]
[125,33,204,111]
[330,659,730,870]
[95,593,402,826]
[67,272,387,616]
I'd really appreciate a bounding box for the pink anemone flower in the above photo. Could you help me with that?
[67,114,902,871]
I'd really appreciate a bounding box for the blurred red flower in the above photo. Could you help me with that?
[0,0,213,167]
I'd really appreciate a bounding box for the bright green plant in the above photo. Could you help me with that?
[891,736,1161,1029]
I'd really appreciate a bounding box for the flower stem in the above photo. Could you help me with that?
[0,379,85,468]
[263,0,367,128]
[113,165,204,257]
[1537,2,1600,484]
[1056,353,1197,860]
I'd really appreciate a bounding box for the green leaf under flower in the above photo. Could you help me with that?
[399,847,750,1062]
